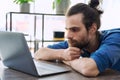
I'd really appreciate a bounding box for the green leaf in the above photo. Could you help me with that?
[56,0,61,5]
[13,0,34,4]
[52,0,61,10]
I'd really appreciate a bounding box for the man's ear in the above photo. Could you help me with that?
[89,23,97,34]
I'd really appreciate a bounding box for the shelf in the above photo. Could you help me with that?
[6,12,65,52]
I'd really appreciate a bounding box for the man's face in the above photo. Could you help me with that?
[65,14,91,49]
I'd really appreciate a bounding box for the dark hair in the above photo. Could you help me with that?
[66,0,103,30]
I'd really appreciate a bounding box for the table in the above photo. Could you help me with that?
[0,61,120,80]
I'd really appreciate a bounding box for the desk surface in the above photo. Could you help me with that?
[0,61,120,80]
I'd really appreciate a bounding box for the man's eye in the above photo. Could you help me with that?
[70,28,80,32]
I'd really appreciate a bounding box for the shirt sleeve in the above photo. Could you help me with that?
[90,33,120,72]
[47,41,68,49]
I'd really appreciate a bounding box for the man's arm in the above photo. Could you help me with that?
[63,58,99,77]
[34,47,81,61]
[34,47,99,76]
[34,47,64,60]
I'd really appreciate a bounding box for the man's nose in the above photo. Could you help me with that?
[65,31,73,39]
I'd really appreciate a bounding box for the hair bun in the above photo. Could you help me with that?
[89,0,103,15]
[89,0,99,8]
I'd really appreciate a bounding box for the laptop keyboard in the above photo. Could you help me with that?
[34,60,70,75]
[35,61,68,71]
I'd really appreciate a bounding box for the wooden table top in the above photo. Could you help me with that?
[0,61,120,80]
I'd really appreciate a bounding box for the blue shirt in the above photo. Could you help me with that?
[47,28,120,72]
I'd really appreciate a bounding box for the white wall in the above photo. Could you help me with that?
[0,0,120,31]
[100,0,120,30]
[0,0,18,30]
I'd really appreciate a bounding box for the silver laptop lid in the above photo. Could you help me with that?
[0,31,39,76]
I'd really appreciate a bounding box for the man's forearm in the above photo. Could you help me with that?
[34,48,64,60]
[64,58,99,77]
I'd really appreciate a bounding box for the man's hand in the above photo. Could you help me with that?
[62,60,72,66]
[60,47,82,61]
[63,58,99,77]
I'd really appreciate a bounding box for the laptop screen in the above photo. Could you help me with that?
[0,31,70,77]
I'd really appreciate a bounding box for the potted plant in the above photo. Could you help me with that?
[52,0,70,14]
[13,0,34,13]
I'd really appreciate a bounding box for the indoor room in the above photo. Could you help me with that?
[0,0,120,80]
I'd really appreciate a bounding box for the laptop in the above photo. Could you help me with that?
[0,31,70,77]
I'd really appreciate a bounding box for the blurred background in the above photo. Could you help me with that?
[0,0,120,53]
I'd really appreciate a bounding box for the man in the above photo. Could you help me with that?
[34,0,120,77]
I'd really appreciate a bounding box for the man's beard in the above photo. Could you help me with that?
[68,39,89,49]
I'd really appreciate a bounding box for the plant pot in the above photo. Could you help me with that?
[55,0,70,14]
[20,3,30,13]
